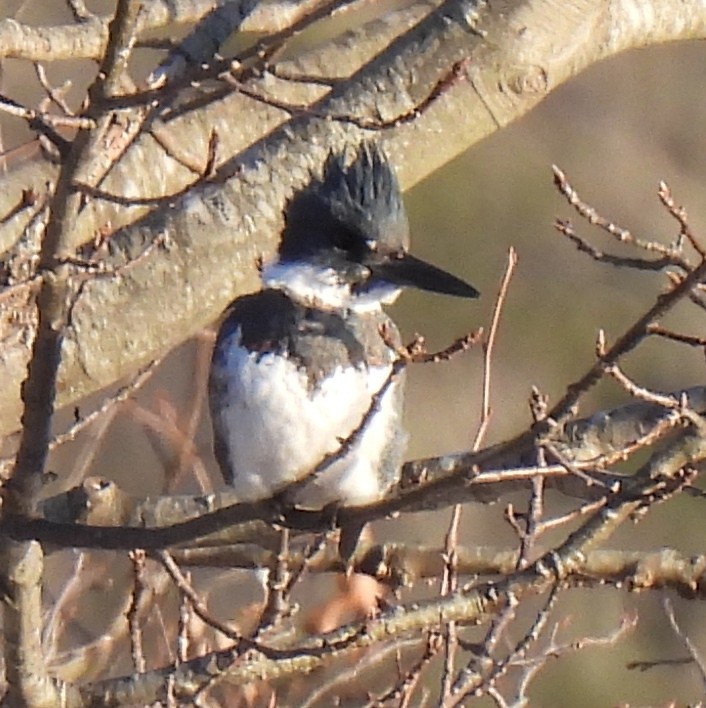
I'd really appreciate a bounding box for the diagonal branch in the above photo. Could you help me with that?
[0,2,147,705]
[1,0,706,437]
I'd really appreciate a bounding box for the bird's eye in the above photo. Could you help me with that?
[334,224,364,253]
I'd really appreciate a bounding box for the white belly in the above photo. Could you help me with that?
[212,338,405,507]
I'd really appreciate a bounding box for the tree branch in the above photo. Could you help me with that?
[0,0,704,435]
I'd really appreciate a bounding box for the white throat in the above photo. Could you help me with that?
[262,260,401,312]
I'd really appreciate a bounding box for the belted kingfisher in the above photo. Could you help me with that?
[208,143,478,522]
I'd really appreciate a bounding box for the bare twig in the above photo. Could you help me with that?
[662,597,706,691]
[473,246,517,449]
[66,0,96,23]
[449,584,562,705]
[658,181,706,258]
[34,63,76,117]
[554,218,680,271]
[647,323,706,348]
[440,504,461,702]
[353,58,474,129]
[176,575,192,664]
[0,94,84,150]
[127,550,147,674]
[53,358,159,450]
[545,254,706,427]
[553,165,681,259]
[257,528,291,634]
[155,550,242,644]
[515,613,638,703]
[441,248,516,699]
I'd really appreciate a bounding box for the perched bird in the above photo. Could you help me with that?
[209,143,478,541]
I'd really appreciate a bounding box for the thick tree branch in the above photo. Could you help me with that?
[0,0,336,61]
[0,0,704,435]
[4,384,701,553]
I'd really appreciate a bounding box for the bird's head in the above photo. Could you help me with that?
[262,143,479,311]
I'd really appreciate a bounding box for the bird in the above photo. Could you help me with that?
[208,143,478,554]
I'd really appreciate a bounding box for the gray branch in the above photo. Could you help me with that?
[0,0,705,436]
[0,0,331,61]
[32,385,706,553]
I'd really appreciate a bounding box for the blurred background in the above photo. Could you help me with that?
[2,0,706,704]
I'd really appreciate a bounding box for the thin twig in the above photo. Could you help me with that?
[155,550,242,643]
[515,614,638,702]
[553,165,681,259]
[0,356,161,478]
[0,93,83,151]
[282,329,481,502]
[440,505,461,702]
[647,323,706,348]
[105,0,361,110]
[366,633,441,707]
[66,0,96,23]
[473,247,517,449]
[34,63,75,117]
[451,584,562,705]
[338,58,474,130]
[545,253,706,426]
[127,549,147,674]
[658,181,706,258]
[662,597,706,691]
[442,248,516,700]
[177,571,193,664]
[554,218,681,271]
[257,528,291,634]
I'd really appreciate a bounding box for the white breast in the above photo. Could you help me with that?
[212,332,405,508]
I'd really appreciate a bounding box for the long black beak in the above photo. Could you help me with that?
[369,252,479,299]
